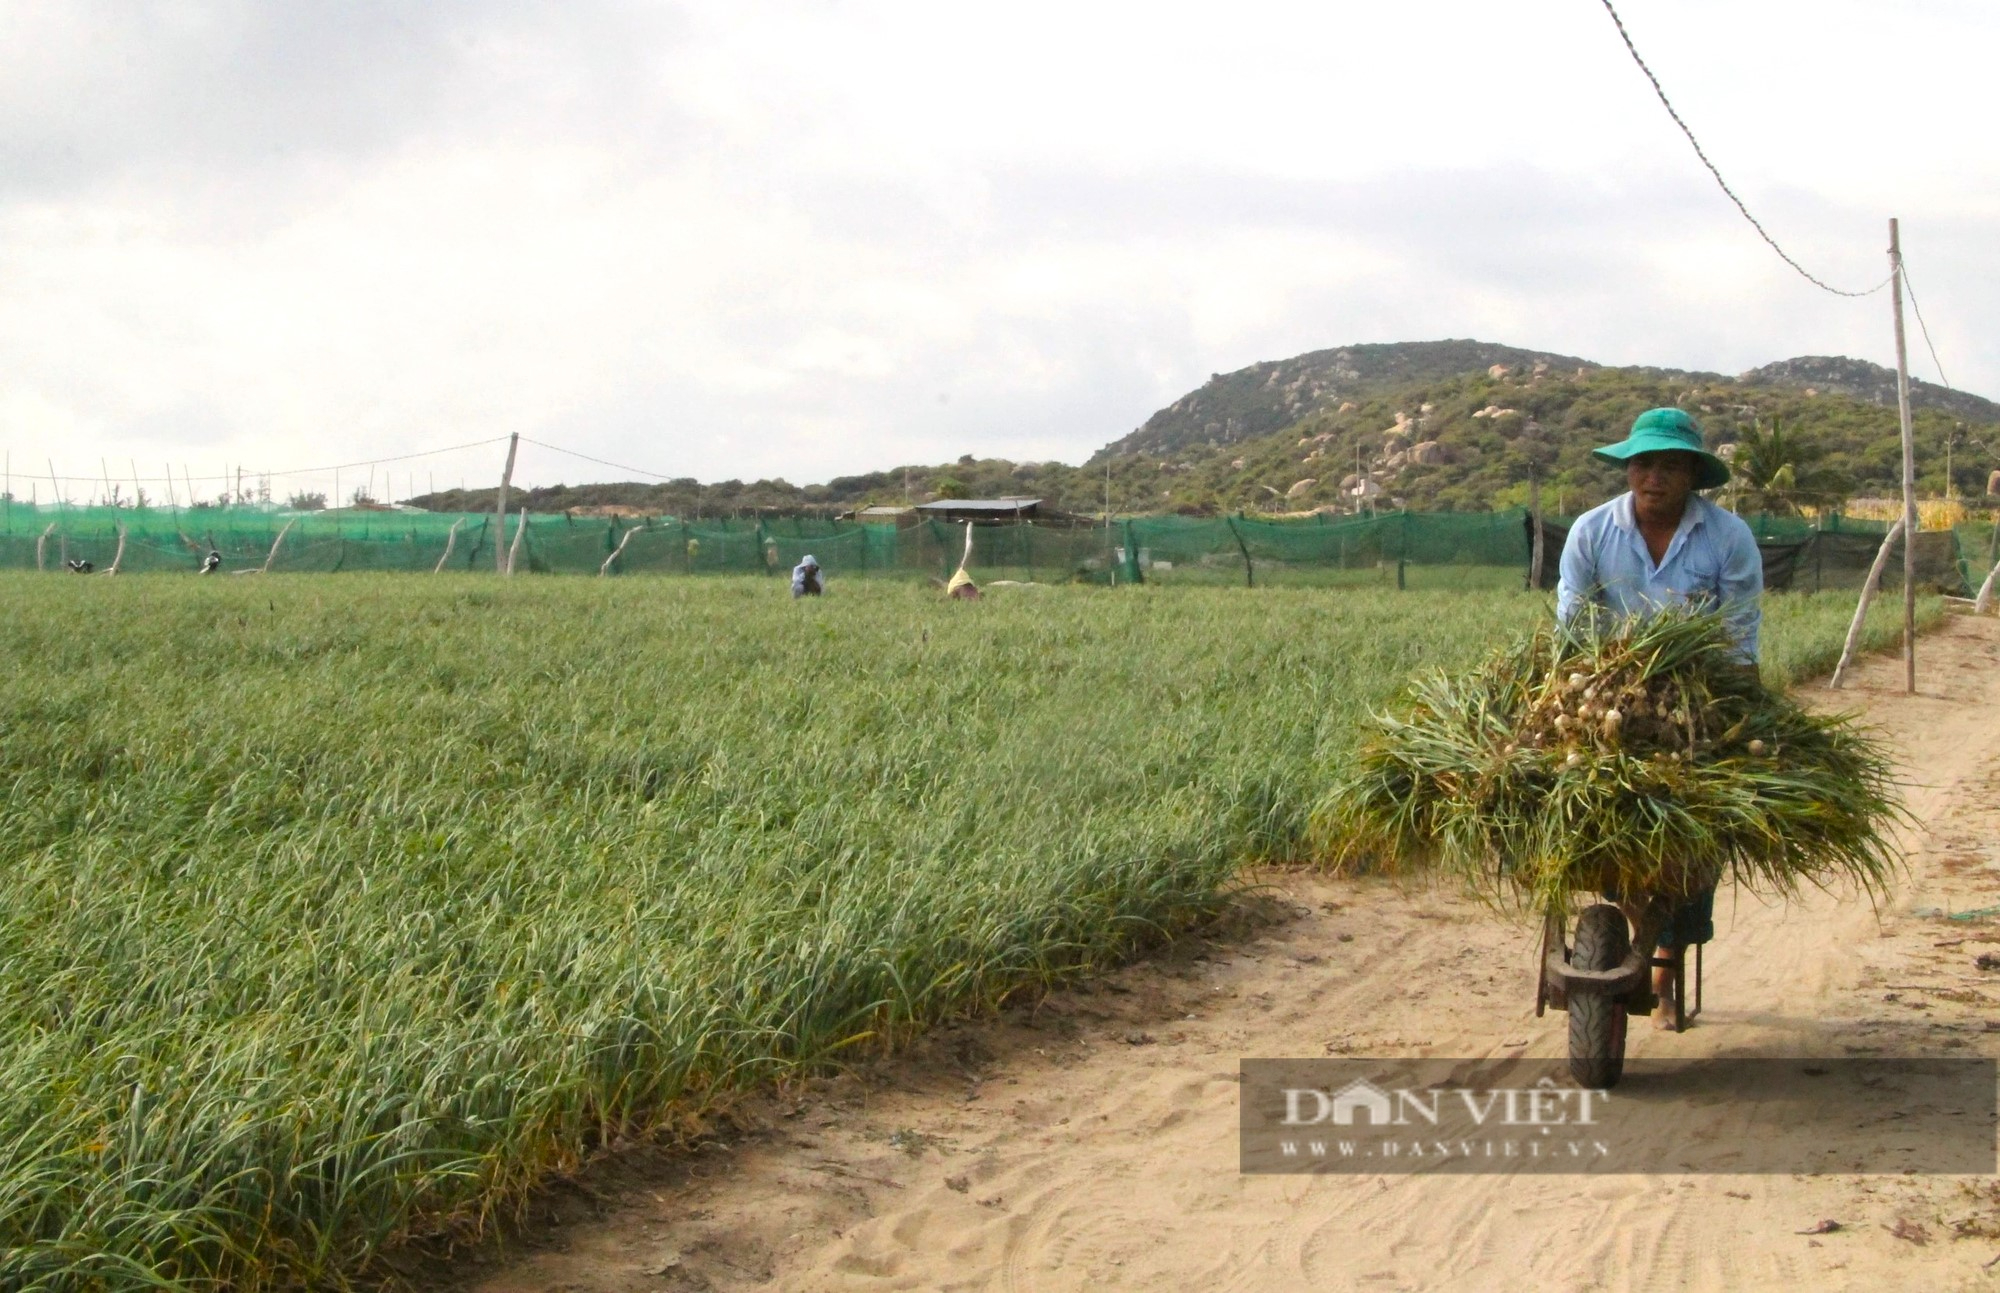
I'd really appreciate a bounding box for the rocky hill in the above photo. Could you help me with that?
[1095,358,1998,517]
[1089,340,1592,462]
[1097,341,1995,467]
[1736,356,2000,425]
[412,341,1999,521]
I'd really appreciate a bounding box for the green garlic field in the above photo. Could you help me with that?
[0,574,1930,1289]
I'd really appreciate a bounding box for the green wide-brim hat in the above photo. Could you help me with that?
[1591,407,1731,490]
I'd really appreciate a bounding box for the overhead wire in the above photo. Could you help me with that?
[1595,0,1892,299]
[1898,260,1951,390]
[28,434,687,504]
[519,437,679,481]
[33,435,513,486]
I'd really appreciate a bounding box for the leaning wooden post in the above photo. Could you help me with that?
[1888,219,1918,694]
[1224,514,1254,588]
[599,523,640,576]
[432,517,464,574]
[103,524,128,575]
[1828,518,1905,690]
[494,432,519,573]
[505,506,527,576]
[35,523,56,571]
[1974,557,2000,616]
[259,518,296,574]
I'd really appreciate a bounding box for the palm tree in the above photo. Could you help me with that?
[1724,419,1850,516]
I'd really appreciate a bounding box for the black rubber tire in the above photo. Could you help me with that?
[1567,904,1631,1089]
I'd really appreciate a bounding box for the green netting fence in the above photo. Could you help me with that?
[3,503,1980,594]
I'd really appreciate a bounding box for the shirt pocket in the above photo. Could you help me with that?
[1677,544,1724,592]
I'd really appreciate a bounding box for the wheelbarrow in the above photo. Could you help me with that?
[1535,894,1705,1088]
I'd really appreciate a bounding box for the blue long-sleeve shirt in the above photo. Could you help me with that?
[1555,492,1762,662]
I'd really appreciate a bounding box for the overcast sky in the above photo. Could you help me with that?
[4,0,1994,503]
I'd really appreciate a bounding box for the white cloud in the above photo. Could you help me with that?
[3,0,1996,501]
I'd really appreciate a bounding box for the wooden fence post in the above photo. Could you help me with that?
[600,523,640,576]
[259,518,296,574]
[495,434,519,573]
[505,506,527,576]
[433,518,464,574]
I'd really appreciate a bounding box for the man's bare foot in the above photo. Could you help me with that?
[1652,965,1683,1030]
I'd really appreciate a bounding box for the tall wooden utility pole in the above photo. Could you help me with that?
[498,432,524,576]
[1888,219,1917,695]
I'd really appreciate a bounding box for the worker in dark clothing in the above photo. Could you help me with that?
[791,554,822,597]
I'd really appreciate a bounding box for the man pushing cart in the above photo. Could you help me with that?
[1554,407,1762,1034]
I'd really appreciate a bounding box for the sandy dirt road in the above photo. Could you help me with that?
[451,615,2000,1293]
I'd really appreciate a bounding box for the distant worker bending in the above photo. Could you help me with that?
[791,554,823,598]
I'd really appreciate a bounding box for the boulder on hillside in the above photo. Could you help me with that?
[1338,401,1358,413]
[1488,364,1510,379]
[1409,440,1452,466]
[1287,478,1318,498]
[1382,433,1411,454]
[1988,469,2000,497]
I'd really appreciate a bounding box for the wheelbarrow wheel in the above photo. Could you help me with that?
[1568,904,1630,1088]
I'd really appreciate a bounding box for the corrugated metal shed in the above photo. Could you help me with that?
[914,498,1042,518]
